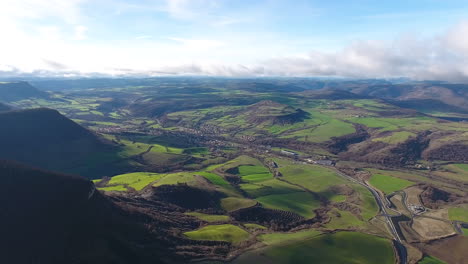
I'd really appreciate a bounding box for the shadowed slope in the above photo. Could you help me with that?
[0,160,228,264]
[0,108,117,176]
[0,81,48,102]
[0,102,11,112]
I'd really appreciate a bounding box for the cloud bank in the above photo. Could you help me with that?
[2,20,468,82]
[0,0,468,82]
[259,22,468,82]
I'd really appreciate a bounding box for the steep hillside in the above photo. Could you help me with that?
[0,160,217,264]
[0,81,48,102]
[346,83,468,114]
[0,108,118,177]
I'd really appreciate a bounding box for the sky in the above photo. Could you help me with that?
[1,0,468,81]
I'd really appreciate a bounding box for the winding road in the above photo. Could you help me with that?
[332,169,408,264]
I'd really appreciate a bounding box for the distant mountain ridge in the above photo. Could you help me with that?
[291,80,468,115]
[350,83,468,111]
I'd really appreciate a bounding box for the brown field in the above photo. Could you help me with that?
[405,186,423,206]
[431,164,468,183]
[422,208,449,220]
[403,242,423,264]
[400,221,422,243]
[411,217,455,241]
[368,217,393,239]
[415,235,468,264]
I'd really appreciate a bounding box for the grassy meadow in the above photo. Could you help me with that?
[369,173,414,194]
[184,224,250,244]
[448,207,468,222]
[234,232,395,264]
[186,212,230,222]
[418,256,447,264]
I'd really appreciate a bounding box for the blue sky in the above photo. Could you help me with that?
[1,0,468,81]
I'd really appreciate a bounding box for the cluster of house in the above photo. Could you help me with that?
[280,150,299,157]
[408,204,426,215]
[279,150,335,166]
[95,126,127,133]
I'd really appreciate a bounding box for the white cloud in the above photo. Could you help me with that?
[211,17,249,27]
[164,0,217,20]
[0,0,86,24]
[167,37,225,50]
[443,21,468,54]
[254,21,468,82]
[73,25,88,40]
[1,3,468,83]
[135,35,153,40]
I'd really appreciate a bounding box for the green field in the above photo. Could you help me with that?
[240,179,303,197]
[454,164,468,171]
[418,256,447,264]
[237,165,272,182]
[186,212,230,222]
[220,155,264,171]
[352,184,380,220]
[369,173,414,194]
[107,172,165,191]
[152,172,196,187]
[98,185,128,192]
[184,224,250,244]
[238,165,271,175]
[196,171,230,186]
[229,164,273,183]
[243,223,267,230]
[105,136,183,158]
[278,164,346,192]
[285,118,356,143]
[373,131,415,144]
[350,117,400,131]
[235,232,395,264]
[221,197,257,212]
[328,194,347,202]
[259,229,321,245]
[448,207,468,222]
[463,228,468,236]
[257,192,320,218]
[325,209,366,229]
[348,117,434,133]
[349,99,389,110]
[195,171,238,195]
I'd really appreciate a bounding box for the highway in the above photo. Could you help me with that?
[333,169,408,264]
[252,150,408,263]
